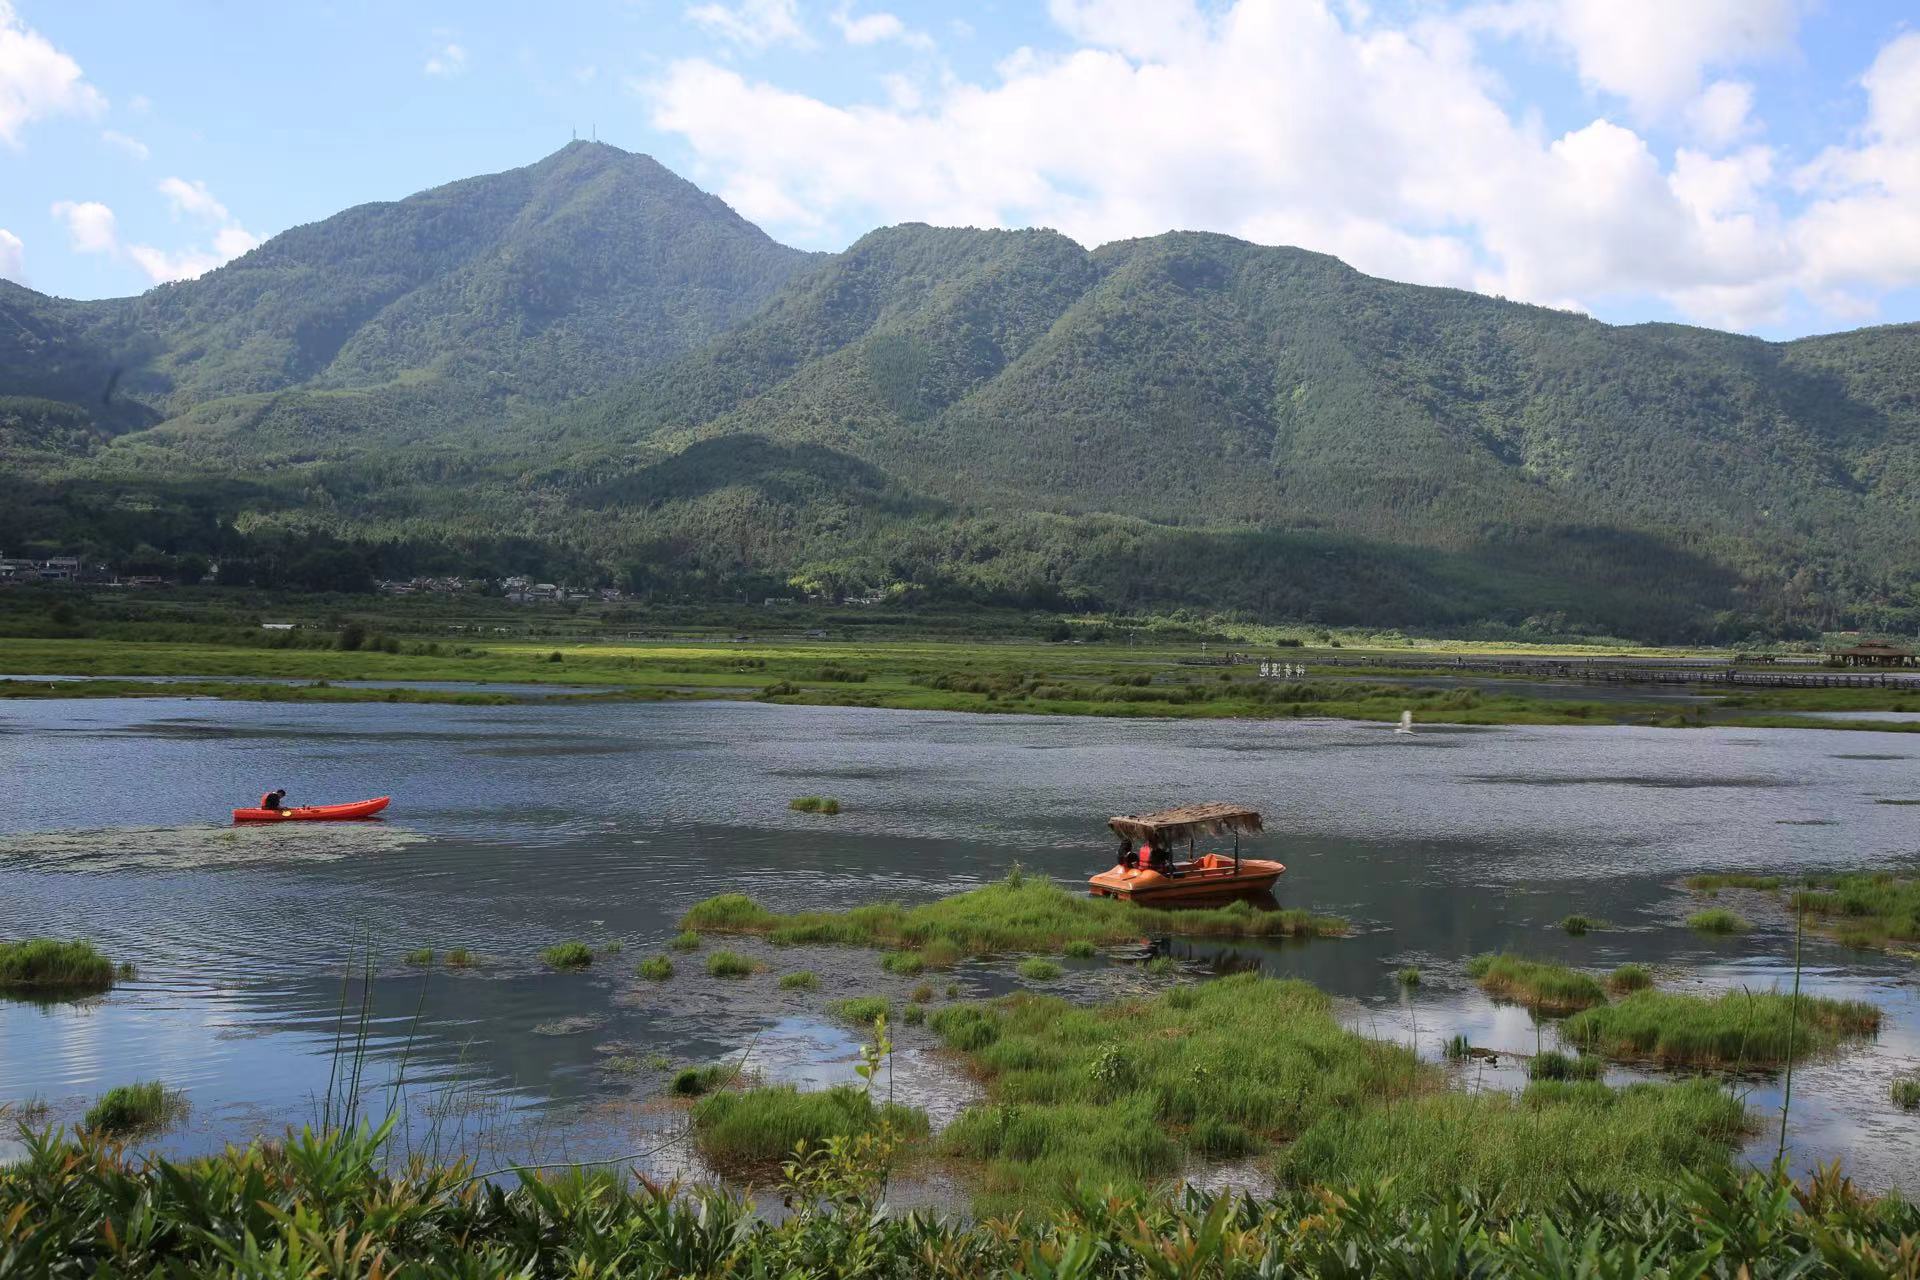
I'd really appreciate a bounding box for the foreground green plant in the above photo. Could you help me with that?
[8,1120,1913,1276]
[1467,954,1606,1014]
[1565,989,1881,1068]
[0,938,119,992]
[681,874,1347,959]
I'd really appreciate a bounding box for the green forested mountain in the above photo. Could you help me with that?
[4,145,1919,640]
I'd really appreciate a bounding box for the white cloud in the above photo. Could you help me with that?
[1685,80,1758,149]
[157,176,231,224]
[644,0,1825,328]
[51,183,259,285]
[832,5,933,51]
[0,0,107,146]
[0,227,23,283]
[1478,0,1804,121]
[1792,32,1920,300]
[128,93,151,114]
[101,129,149,161]
[424,42,467,77]
[51,199,118,254]
[686,0,810,50]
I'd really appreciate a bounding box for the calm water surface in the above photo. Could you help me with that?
[2,699,1917,1192]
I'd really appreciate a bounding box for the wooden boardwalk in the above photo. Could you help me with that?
[1303,655,1920,691]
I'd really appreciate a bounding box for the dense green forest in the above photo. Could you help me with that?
[4,143,1918,640]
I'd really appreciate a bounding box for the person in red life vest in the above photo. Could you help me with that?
[260,788,288,811]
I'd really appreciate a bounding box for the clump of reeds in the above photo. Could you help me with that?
[880,951,924,976]
[444,948,473,968]
[706,951,754,979]
[637,955,674,981]
[903,1004,926,1025]
[691,1084,926,1172]
[541,941,593,970]
[1564,989,1881,1068]
[1892,1075,1920,1111]
[1145,955,1176,977]
[1443,1034,1472,1061]
[1396,967,1421,986]
[778,970,819,991]
[1686,909,1751,935]
[84,1082,184,1135]
[1468,954,1607,1014]
[1686,873,1784,894]
[1790,873,1920,953]
[910,983,934,1003]
[1561,915,1593,936]
[1018,958,1062,981]
[669,931,702,952]
[404,948,434,966]
[789,796,842,815]
[1606,963,1653,994]
[1063,940,1097,959]
[671,1064,735,1097]
[1528,1051,1603,1081]
[0,938,120,992]
[828,996,890,1025]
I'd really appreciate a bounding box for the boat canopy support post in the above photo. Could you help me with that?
[1233,830,1240,872]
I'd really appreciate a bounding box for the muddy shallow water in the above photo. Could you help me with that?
[2,698,1917,1196]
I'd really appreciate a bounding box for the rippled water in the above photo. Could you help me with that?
[2,698,1918,1192]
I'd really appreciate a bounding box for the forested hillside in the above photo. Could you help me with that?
[4,144,1918,640]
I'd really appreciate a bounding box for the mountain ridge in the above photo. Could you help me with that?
[4,144,1919,640]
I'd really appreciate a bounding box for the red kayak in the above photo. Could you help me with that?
[232,796,391,823]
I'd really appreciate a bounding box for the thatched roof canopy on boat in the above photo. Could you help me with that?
[1108,803,1263,848]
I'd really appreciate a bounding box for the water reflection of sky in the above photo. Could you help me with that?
[2,698,1917,1192]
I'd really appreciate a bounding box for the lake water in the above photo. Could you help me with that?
[3,698,1918,1194]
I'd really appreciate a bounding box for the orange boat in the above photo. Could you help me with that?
[1088,802,1284,903]
[232,796,391,823]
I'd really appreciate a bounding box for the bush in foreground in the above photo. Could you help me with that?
[2,1125,1915,1277]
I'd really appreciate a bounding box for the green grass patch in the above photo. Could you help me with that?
[0,938,119,992]
[778,970,819,991]
[1686,873,1784,893]
[1017,958,1063,981]
[540,941,593,970]
[670,1064,736,1097]
[1063,940,1098,958]
[903,1004,926,1026]
[1607,963,1653,994]
[691,1084,926,1173]
[83,1082,184,1135]
[636,955,674,981]
[444,947,472,968]
[1528,1051,1603,1081]
[1560,915,1594,936]
[1280,1080,1747,1213]
[1144,955,1176,977]
[1791,873,1920,953]
[828,996,891,1025]
[1686,909,1751,935]
[879,951,924,976]
[680,876,1346,959]
[1565,989,1882,1068]
[705,950,755,979]
[1396,966,1421,987]
[404,948,434,966]
[928,974,1743,1215]
[1893,1076,1920,1111]
[910,983,935,1003]
[789,795,842,815]
[669,930,701,952]
[1468,954,1607,1015]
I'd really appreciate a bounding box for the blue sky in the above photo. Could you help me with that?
[2,0,1918,337]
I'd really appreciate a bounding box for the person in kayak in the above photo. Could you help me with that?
[259,788,288,811]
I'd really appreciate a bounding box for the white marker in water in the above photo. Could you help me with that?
[1396,710,1414,734]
